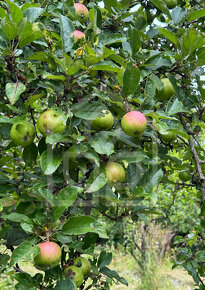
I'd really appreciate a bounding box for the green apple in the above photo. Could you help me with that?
[64,265,84,287]
[179,171,190,182]
[34,241,61,271]
[37,109,66,137]
[165,0,177,9]
[90,110,114,131]
[161,131,176,142]
[73,257,91,278]
[70,30,85,42]
[105,162,125,184]
[74,3,89,23]
[156,78,175,101]
[10,121,35,147]
[121,111,147,136]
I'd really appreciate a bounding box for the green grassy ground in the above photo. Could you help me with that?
[110,251,195,290]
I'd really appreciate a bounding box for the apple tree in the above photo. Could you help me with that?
[0,0,205,289]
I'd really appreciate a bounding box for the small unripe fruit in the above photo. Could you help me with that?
[165,0,177,9]
[121,111,147,136]
[105,162,125,184]
[34,241,61,271]
[37,109,66,137]
[90,110,114,131]
[179,171,190,182]
[70,30,85,42]
[10,121,35,147]
[161,131,176,142]
[64,265,84,287]
[156,78,175,101]
[74,3,89,23]
[73,256,91,278]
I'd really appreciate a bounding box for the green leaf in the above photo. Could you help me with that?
[103,0,118,13]
[187,9,205,23]
[98,251,112,268]
[181,28,204,57]
[112,150,147,163]
[62,216,108,238]
[122,62,140,96]
[6,83,26,105]
[2,213,31,223]
[85,170,107,193]
[53,186,82,221]
[18,17,43,48]
[100,267,128,285]
[197,47,205,66]
[90,132,115,156]
[10,240,40,267]
[40,149,62,175]
[23,7,45,23]
[1,19,18,40]
[59,15,74,53]
[23,143,38,166]
[167,99,184,115]
[55,279,77,290]
[158,28,177,45]
[6,0,23,24]
[37,188,56,206]
[128,26,141,55]
[72,101,107,120]
[171,7,186,24]
[91,60,120,72]
[141,167,163,193]
[150,0,171,19]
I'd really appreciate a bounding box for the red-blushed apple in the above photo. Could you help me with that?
[64,265,84,287]
[34,241,61,270]
[90,110,114,131]
[74,3,89,23]
[156,78,175,101]
[10,121,35,147]
[37,109,66,137]
[121,111,147,136]
[73,256,91,278]
[70,30,85,42]
[105,162,125,184]
[161,130,176,142]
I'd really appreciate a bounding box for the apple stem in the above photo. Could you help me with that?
[46,231,50,242]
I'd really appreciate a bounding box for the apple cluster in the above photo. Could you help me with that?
[10,109,67,147]
[70,3,89,42]
[34,241,91,287]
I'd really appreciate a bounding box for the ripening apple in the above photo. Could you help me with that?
[10,121,35,147]
[105,162,125,184]
[34,241,61,271]
[90,110,114,131]
[70,30,85,42]
[37,109,66,137]
[74,3,89,23]
[165,0,177,9]
[161,130,176,142]
[73,257,91,278]
[156,78,175,101]
[121,111,147,136]
[64,265,84,287]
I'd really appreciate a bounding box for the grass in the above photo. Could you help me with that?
[110,250,195,290]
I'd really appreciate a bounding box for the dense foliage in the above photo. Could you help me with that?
[0,0,205,289]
